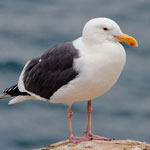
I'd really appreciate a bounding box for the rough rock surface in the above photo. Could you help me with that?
[34,139,150,150]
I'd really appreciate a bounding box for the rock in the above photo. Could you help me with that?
[34,139,150,150]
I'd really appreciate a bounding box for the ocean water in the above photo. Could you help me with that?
[0,0,150,149]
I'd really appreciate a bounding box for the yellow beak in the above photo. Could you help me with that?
[115,33,138,47]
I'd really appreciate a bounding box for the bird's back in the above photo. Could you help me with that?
[18,42,80,101]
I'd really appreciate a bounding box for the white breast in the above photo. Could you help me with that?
[50,38,126,105]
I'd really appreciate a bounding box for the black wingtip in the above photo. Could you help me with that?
[3,84,30,97]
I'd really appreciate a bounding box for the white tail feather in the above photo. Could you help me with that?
[9,96,31,104]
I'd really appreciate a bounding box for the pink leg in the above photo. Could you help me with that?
[85,100,112,141]
[67,106,91,143]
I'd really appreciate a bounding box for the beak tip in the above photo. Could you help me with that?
[130,43,138,47]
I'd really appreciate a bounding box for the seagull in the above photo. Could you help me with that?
[0,18,138,143]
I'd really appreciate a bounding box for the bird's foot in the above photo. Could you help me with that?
[85,132,112,141]
[69,136,92,143]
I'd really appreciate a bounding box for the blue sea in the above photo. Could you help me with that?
[0,0,150,149]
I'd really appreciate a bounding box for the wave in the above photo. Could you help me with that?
[0,60,24,73]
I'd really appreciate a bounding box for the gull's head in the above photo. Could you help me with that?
[82,18,138,47]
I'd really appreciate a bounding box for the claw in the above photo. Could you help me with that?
[85,132,113,141]
[69,136,92,143]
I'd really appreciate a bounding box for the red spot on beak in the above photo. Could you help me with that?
[130,43,134,46]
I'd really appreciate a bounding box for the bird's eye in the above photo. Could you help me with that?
[103,27,109,31]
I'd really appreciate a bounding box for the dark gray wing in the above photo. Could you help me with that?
[23,42,79,99]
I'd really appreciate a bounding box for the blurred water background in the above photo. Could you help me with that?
[0,0,150,149]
